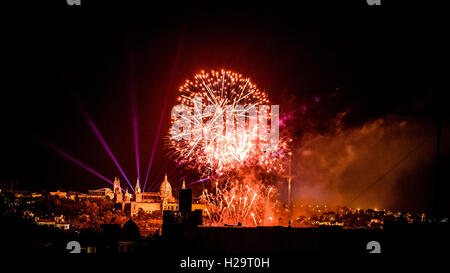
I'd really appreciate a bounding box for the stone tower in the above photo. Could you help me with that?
[135,179,142,202]
[113,177,123,203]
[124,188,131,202]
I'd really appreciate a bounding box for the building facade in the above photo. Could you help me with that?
[114,174,205,216]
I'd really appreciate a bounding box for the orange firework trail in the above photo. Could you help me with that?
[201,178,279,226]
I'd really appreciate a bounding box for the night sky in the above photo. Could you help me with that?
[2,2,447,212]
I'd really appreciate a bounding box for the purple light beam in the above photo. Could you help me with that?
[144,159,170,192]
[189,176,215,186]
[129,60,140,181]
[143,102,167,191]
[74,98,134,192]
[149,161,184,192]
[132,116,140,180]
[144,21,187,191]
[36,136,122,190]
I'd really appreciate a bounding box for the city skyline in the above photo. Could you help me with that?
[2,1,448,230]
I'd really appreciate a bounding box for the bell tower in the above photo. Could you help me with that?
[124,188,131,202]
[135,179,142,202]
[113,177,123,203]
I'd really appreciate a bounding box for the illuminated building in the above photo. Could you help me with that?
[112,173,206,216]
[35,216,71,230]
[49,190,68,199]
[87,188,114,199]
[113,177,123,202]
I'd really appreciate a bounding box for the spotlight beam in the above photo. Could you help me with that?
[147,160,184,191]
[132,116,140,180]
[149,161,183,192]
[148,162,173,192]
[143,102,166,191]
[74,98,134,192]
[36,136,119,189]
[129,58,141,182]
[190,176,216,185]
[144,159,170,192]
[143,32,184,190]
[132,116,140,179]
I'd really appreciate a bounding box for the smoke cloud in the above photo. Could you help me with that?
[291,110,444,212]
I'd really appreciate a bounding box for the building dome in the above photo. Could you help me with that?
[160,173,172,198]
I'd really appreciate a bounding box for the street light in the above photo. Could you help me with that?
[283,151,295,227]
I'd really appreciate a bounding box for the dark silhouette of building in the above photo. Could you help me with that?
[121,218,140,241]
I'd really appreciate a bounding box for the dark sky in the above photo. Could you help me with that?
[2,1,447,211]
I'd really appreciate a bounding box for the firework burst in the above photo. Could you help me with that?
[202,178,279,226]
[168,69,291,226]
[169,69,289,176]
